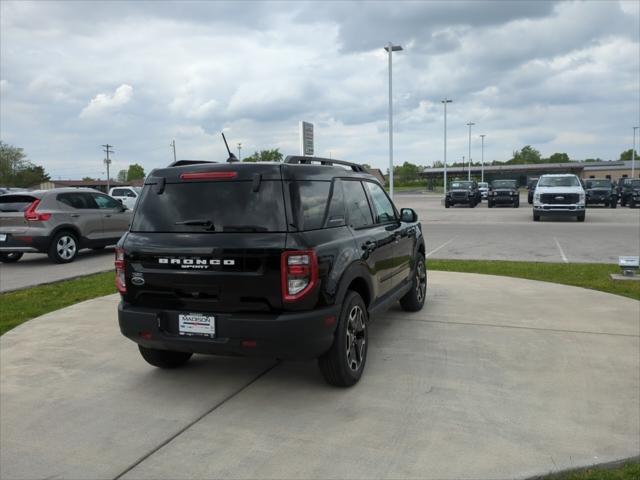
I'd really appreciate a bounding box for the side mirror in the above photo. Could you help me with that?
[400,208,418,223]
[119,204,128,212]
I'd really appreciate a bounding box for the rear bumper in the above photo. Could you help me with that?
[118,301,339,360]
[0,234,49,253]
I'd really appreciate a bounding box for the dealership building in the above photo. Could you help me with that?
[420,160,638,186]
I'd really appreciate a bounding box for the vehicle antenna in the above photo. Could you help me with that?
[221,132,239,163]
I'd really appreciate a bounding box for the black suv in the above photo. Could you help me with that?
[584,179,617,208]
[445,180,480,208]
[619,178,640,207]
[487,180,519,208]
[116,157,426,387]
[527,178,538,204]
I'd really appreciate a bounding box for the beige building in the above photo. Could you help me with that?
[582,161,639,181]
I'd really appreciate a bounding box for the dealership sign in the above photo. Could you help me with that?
[299,121,314,156]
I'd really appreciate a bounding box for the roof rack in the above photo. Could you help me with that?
[168,160,217,167]
[284,156,366,173]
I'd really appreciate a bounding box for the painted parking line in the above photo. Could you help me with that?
[554,237,569,264]
[426,237,456,258]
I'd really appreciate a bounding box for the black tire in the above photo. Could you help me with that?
[621,198,626,207]
[577,213,586,222]
[138,345,192,369]
[0,252,23,263]
[514,200,519,208]
[445,199,450,208]
[610,200,617,209]
[318,291,368,387]
[47,231,79,263]
[399,254,427,312]
[533,213,540,222]
[488,201,493,208]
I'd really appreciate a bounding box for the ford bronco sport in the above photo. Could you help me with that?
[116,156,426,386]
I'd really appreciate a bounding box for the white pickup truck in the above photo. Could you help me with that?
[109,186,141,210]
[533,174,586,222]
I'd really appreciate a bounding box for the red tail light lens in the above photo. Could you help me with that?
[281,250,318,302]
[180,171,237,180]
[115,247,126,293]
[24,199,52,221]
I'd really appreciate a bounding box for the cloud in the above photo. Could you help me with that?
[79,84,133,118]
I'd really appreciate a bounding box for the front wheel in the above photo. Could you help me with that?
[445,199,450,208]
[577,213,586,222]
[488,201,493,208]
[533,213,540,222]
[318,291,368,387]
[514,200,519,208]
[400,254,427,312]
[610,200,617,209]
[138,346,192,369]
[0,252,23,263]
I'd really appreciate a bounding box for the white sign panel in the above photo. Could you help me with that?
[299,121,314,156]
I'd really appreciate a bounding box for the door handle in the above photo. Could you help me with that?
[104,214,112,218]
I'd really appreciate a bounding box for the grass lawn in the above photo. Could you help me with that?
[539,460,640,480]
[0,271,115,336]
[429,259,640,301]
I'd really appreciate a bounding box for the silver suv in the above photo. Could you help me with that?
[0,188,132,263]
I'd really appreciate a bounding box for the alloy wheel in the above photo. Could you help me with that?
[415,261,426,303]
[345,305,366,372]
[57,235,77,260]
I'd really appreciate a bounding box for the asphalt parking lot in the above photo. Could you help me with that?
[1,193,638,291]
[1,271,638,479]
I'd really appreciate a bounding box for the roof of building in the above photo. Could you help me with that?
[421,160,631,176]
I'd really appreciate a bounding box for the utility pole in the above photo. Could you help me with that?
[170,139,177,163]
[102,144,113,191]
[633,127,638,178]
[480,134,486,183]
[441,99,453,195]
[466,122,475,181]
[237,142,242,161]
[462,155,465,176]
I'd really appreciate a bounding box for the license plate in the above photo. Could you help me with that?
[0,234,6,242]
[178,313,215,337]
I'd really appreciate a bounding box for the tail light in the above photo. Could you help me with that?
[24,199,52,221]
[115,247,126,293]
[281,250,318,302]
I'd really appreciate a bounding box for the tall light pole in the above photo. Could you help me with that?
[237,142,242,161]
[633,127,638,178]
[480,134,486,183]
[384,42,403,199]
[466,122,475,181]
[441,99,453,195]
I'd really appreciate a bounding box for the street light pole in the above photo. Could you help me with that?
[466,122,475,181]
[480,134,486,183]
[441,99,453,195]
[237,142,242,161]
[384,42,403,199]
[633,127,638,178]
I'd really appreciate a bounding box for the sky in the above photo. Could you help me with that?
[1,0,639,180]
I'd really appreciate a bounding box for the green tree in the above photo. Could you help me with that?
[546,152,570,163]
[508,145,542,164]
[393,161,422,184]
[243,149,283,163]
[0,141,50,187]
[620,149,639,161]
[82,176,95,181]
[126,163,145,181]
[117,170,127,182]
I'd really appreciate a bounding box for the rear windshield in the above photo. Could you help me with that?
[0,195,37,212]
[538,176,581,187]
[131,181,287,233]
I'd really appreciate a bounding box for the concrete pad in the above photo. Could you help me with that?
[1,273,638,479]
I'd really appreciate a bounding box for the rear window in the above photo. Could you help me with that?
[0,195,37,212]
[131,181,287,233]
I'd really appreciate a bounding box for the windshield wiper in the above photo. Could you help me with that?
[174,219,215,230]
[222,225,268,232]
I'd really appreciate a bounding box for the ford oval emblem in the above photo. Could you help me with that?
[131,275,145,286]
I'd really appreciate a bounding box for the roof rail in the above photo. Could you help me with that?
[168,160,217,167]
[284,156,366,173]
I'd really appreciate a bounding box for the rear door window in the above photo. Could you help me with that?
[364,181,396,224]
[0,195,37,212]
[343,180,373,229]
[57,192,98,209]
[131,181,287,233]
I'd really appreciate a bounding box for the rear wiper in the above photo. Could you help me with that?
[175,219,215,230]
[222,225,268,232]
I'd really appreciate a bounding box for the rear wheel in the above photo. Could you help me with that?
[138,346,192,369]
[400,253,427,312]
[48,231,78,263]
[0,252,23,263]
[318,291,368,387]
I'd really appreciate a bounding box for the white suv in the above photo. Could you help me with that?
[533,174,585,222]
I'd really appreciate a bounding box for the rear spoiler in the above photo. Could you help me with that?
[168,160,217,167]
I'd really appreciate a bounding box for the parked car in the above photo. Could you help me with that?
[0,188,132,263]
[109,186,141,210]
[532,174,586,222]
[445,180,480,208]
[527,178,538,204]
[619,178,640,207]
[116,156,426,387]
[487,179,519,208]
[478,182,489,200]
[584,179,617,208]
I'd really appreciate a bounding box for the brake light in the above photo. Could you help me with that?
[180,171,237,180]
[281,250,318,302]
[115,247,126,294]
[24,199,52,221]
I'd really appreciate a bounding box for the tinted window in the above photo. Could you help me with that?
[343,181,373,229]
[364,181,396,223]
[450,181,473,189]
[325,180,346,228]
[131,181,286,233]
[538,176,581,187]
[57,192,98,209]
[92,193,121,209]
[0,195,37,212]
[111,189,127,196]
[293,181,331,231]
[491,180,517,189]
